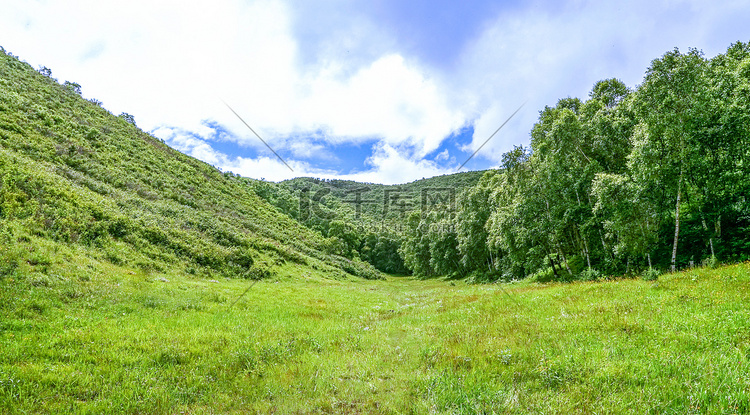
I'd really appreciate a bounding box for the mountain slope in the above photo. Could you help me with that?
[0,48,380,280]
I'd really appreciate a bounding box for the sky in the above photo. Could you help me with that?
[1,0,749,184]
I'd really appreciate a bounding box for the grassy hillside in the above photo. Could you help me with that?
[2,254,749,413]
[0,48,380,281]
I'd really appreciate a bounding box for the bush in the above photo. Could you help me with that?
[567,255,586,276]
[702,256,719,269]
[466,270,498,284]
[579,268,602,281]
[246,262,272,280]
[642,268,660,281]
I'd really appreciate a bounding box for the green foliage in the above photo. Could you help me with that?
[63,81,81,95]
[259,172,482,276]
[327,219,360,258]
[703,256,719,269]
[246,261,272,280]
[4,41,750,285]
[477,43,750,282]
[263,42,750,284]
[118,112,136,125]
[589,78,630,108]
[579,267,602,282]
[0,48,381,281]
[359,229,408,274]
[642,268,661,281]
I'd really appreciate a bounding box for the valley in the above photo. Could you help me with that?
[2,39,750,414]
[3,259,750,413]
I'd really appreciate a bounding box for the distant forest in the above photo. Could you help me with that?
[251,42,750,282]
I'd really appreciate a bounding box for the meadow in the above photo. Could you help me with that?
[2,258,750,414]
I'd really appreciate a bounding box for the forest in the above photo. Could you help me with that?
[249,43,750,283]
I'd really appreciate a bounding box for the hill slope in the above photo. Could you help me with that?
[0,48,379,281]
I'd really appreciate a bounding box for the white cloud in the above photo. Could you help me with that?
[342,142,452,184]
[1,0,748,183]
[457,0,750,164]
[300,55,461,150]
[434,149,450,163]
[157,126,451,184]
[0,0,466,171]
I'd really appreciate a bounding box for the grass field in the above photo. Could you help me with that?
[2,258,750,414]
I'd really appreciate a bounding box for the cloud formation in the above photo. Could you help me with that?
[1,0,748,183]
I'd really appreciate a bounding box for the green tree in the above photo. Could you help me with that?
[631,48,708,272]
[328,219,360,258]
[456,170,497,276]
[399,211,433,277]
[63,81,82,95]
[119,112,136,125]
[487,146,537,279]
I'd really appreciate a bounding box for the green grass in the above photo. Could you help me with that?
[3,259,750,414]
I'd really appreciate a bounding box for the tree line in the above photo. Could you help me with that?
[249,42,750,282]
[399,43,750,281]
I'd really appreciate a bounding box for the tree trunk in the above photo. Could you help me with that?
[701,216,715,259]
[626,256,630,275]
[575,227,591,270]
[549,256,559,279]
[557,244,573,277]
[583,236,592,270]
[598,228,614,262]
[647,253,652,269]
[715,216,721,251]
[671,172,683,273]
[716,216,721,238]
[563,257,573,276]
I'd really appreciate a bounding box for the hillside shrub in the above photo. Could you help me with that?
[247,262,272,280]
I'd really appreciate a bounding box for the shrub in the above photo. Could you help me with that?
[567,255,586,276]
[702,256,719,269]
[246,262,272,280]
[642,268,660,281]
[466,270,498,284]
[108,217,131,238]
[63,81,82,95]
[579,268,602,281]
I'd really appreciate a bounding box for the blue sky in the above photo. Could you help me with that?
[1,0,749,184]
